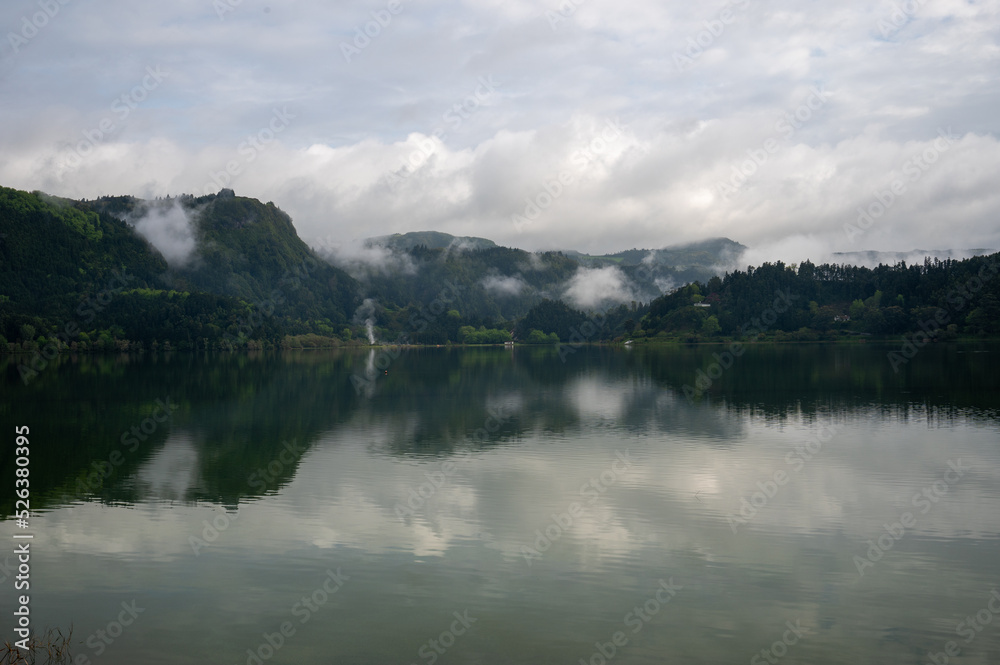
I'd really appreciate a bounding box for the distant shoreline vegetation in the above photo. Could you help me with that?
[5,252,998,358]
[2,185,998,372]
[6,335,1000,387]
[4,330,999,356]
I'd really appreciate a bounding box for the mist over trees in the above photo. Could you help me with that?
[1,185,997,358]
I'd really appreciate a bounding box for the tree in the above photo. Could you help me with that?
[19,324,35,342]
[849,299,866,320]
[527,329,552,344]
[701,315,721,336]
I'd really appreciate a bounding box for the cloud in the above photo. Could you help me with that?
[129,199,198,266]
[481,274,527,297]
[446,237,482,252]
[313,238,417,279]
[563,266,636,310]
[1,1,999,259]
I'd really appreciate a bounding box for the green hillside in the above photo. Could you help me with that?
[639,255,1000,341]
[367,231,498,251]
[8,183,991,353]
[0,186,359,354]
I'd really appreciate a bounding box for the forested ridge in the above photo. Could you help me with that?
[638,254,1000,341]
[1,184,998,363]
[0,186,358,355]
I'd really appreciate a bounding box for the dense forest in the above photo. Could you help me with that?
[637,255,1000,341]
[0,186,358,360]
[321,233,741,324]
[2,184,998,370]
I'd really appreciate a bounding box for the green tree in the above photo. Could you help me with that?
[701,315,721,336]
[526,329,551,344]
[849,299,866,320]
[864,290,883,309]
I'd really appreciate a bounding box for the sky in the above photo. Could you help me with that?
[1,0,999,261]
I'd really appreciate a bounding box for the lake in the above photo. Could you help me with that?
[2,343,1000,665]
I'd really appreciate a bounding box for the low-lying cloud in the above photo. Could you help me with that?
[563,266,636,310]
[481,274,527,297]
[730,236,997,272]
[130,199,198,267]
[313,238,417,279]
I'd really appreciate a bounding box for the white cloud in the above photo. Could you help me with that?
[316,238,418,278]
[0,0,998,257]
[563,266,636,310]
[481,274,527,296]
[130,199,198,266]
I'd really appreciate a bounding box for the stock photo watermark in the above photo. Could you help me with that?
[395,407,510,520]
[203,107,295,195]
[16,269,134,385]
[188,505,241,556]
[220,256,319,349]
[6,0,72,55]
[63,397,179,501]
[511,118,626,233]
[247,439,307,492]
[214,0,243,21]
[189,439,307,555]
[673,0,751,71]
[350,280,464,395]
[853,459,969,577]
[385,76,501,186]
[411,610,477,665]
[64,66,168,169]
[843,127,959,243]
[887,255,1000,372]
[727,424,842,533]
[877,0,927,38]
[925,588,1000,664]
[749,619,808,665]
[545,0,587,31]
[521,451,634,566]
[234,568,350,665]
[576,579,682,665]
[682,289,799,399]
[556,311,607,361]
[716,87,830,200]
[340,0,408,62]
[83,600,145,659]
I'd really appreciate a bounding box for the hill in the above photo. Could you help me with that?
[10,183,994,352]
[366,231,498,252]
[89,189,358,327]
[566,238,745,269]
[321,236,746,339]
[638,255,1000,342]
[0,186,358,353]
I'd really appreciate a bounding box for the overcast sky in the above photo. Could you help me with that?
[1,0,998,259]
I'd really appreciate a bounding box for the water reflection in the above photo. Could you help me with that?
[1,345,999,664]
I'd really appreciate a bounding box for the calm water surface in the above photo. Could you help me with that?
[2,344,999,664]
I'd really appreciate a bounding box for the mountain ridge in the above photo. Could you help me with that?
[3,184,998,353]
